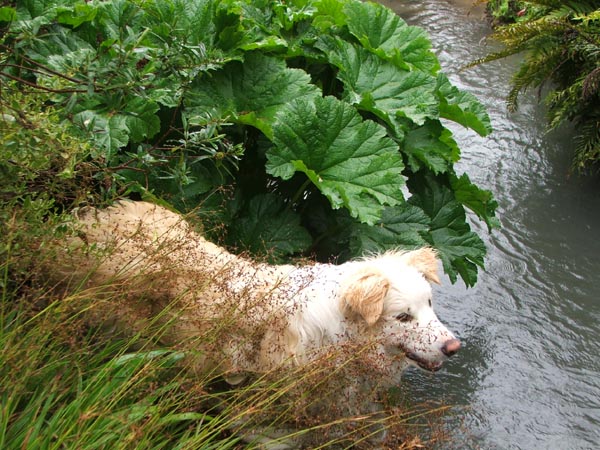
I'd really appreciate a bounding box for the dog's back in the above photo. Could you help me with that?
[51,201,299,374]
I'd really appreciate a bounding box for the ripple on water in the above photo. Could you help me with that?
[380,1,600,449]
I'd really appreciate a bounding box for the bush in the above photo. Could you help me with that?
[0,90,236,449]
[1,0,497,286]
[480,0,600,173]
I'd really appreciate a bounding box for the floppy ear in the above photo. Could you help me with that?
[403,247,441,284]
[340,267,390,326]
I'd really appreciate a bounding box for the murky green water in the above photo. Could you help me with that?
[381,1,600,448]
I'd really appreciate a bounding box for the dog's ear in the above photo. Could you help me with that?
[340,267,390,326]
[403,247,441,284]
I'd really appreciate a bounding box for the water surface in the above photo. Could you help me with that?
[381,1,600,448]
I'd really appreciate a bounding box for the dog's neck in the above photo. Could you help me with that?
[288,264,370,356]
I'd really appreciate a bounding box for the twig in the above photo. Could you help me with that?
[0,72,87,93]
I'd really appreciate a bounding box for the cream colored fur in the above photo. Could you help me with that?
[56,201,459,385]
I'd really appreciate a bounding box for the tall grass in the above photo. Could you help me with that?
[0,219,450,449]
[0,285,448,449]
[0,234,242,449]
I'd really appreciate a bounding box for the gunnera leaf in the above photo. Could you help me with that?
[343,0,440,74]
[185,52,320,138]
[267,95,405,226]
[348,203,431,255]
[227,193,312,260]
[73,110,129,160]
[318,36,439,127]
[436,73,492,136]
[121,97,161,143]
[72,97,160,156]
[402,119,460,174]
[450,172,499,231]
[408,172,486,286]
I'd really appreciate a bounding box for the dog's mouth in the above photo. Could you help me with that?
[405,352,443,372]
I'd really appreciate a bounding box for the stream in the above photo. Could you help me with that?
[380,1,600,449]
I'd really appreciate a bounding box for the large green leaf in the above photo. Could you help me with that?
[96,0,143,40]
[24,25,94,76]
[343,0,440,74]
[313,0,347,30]
[450,173,499,231]
[55,3,98,27]
[349,204,431,255]
[138,0,223,66]
[429,227,486,287]
[318,37,439,127]
[120,97,161,143]
[408,172,486,286]
[227,193,312,260]
[267,96,405,225]
[73,110,129,160]
[185,52,320,138]
[71,97,160,157]
[436,73,492,136]
[0,6,16,22]
[403,120,460,174]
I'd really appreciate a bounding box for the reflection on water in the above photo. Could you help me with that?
[381,1,600,448]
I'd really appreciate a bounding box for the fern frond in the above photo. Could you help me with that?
[507,44,564,111]
[572,116,600,173]
[493,16,570,46]
[545,82,584,127]
[475,0,600,171]
[582,66,600,100]
[574,9,600,24]
[463,45,528,70]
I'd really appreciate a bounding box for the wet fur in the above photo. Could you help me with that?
[56,200,458,385]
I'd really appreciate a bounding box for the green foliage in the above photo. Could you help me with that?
[480,0,600,173]
[0,88,101,295]
[1,0,497,286]
[0,89,444,448]
[268,95,404,225]
[0,317,219,450]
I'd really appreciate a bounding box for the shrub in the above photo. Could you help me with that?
[479,0,600,173]
[1,0,497,286]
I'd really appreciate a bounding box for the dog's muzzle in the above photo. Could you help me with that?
[405,338,461,372]
[405,353,443,371]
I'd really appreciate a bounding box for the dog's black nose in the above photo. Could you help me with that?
[441,338,461,357]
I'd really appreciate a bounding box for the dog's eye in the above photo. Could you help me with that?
[395,313,412,322]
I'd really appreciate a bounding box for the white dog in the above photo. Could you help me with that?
[57,201,460,421]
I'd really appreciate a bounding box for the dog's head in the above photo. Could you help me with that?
[339,248,460,373]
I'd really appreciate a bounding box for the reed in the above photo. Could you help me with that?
[0,288,449,449]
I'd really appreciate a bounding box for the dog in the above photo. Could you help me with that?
[55,200,460,444]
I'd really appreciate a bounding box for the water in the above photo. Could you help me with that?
[379,1,600,448]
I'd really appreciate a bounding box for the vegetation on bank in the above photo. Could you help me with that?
[1,0,494,447]
[482,0,600,173]
[1,0,496,286]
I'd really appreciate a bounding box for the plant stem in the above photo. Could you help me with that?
[291,178,312,205]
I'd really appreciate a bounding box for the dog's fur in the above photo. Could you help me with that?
[56,200,459,395]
